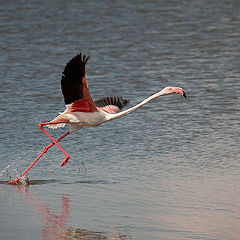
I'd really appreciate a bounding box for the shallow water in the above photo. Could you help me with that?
[0,0,240,239]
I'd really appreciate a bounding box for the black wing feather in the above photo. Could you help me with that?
[95,96,129,110]
[61,53,90,104]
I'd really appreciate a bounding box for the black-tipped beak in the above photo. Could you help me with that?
[183,91,187,99]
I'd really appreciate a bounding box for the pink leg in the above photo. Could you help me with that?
[39,122,70,167]
[8,127,70,184]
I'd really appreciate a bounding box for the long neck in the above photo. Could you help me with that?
[105,90,165,121]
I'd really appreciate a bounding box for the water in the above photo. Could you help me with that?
[0,0,240,239]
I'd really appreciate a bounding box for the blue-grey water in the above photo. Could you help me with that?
[0,0,240,239]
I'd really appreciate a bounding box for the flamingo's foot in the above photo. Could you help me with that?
[8,178,20,185]
[60,155,70,167]
[8,176,30,185]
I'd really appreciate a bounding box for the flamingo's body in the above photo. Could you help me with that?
[9,52,186,184]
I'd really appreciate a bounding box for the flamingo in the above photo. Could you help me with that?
[9,52,186,184]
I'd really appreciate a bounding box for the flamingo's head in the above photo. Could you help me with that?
[162,86,187,98]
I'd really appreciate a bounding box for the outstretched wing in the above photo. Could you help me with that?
[95,96,129,114]
[61,53,89,104]
[61,53,97,112]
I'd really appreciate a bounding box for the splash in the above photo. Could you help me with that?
[1,150,36,185]
[0,161,15,179]
[0,162,30,185]
[14,176,31,186]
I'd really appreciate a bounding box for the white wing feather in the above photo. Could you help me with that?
[47,122,66,129]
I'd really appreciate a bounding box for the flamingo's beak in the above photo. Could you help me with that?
[182,91,187,99]
[173,87,187,99]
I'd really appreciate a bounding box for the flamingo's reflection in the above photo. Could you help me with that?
[13,185,127,240]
